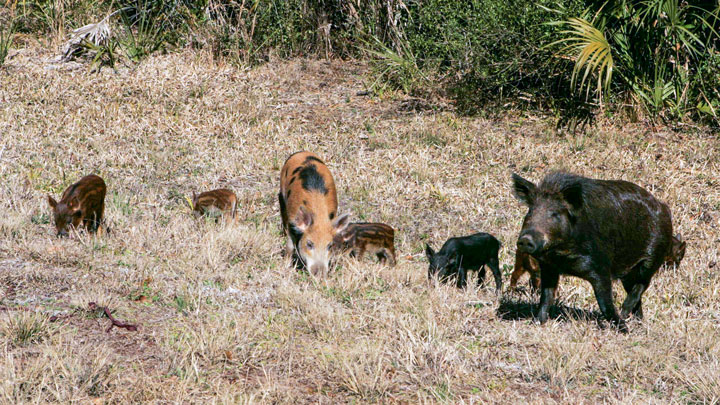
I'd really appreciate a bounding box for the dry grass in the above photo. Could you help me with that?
[0,45,719,403]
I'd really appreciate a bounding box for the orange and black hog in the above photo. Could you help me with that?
[279,152,349,276]
[47,174,106,237]
[509,250,541,292]
[192,188,237,223]
[332,222,396,266]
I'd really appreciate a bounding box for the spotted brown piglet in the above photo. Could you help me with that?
[332,222,397,266]
[192,188,238,223]
[47,174,107,237]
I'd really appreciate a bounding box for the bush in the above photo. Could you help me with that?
[8,0,719,126]
[548,0,720,124]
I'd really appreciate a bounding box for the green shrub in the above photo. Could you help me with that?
[549,0,720,123]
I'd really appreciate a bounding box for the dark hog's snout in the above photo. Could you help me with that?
[517,230,544,254]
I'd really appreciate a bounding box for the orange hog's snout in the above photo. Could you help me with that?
[279,152,349,276]
[291,206,349,275]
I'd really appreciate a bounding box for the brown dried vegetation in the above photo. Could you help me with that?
[0,47,718,403]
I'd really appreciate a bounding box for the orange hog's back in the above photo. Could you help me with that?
[280,152,339,220]
[279,152,348,276]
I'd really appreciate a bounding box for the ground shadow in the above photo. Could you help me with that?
[497,296,604,326]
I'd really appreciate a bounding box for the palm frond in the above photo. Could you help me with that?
[550,16,614,101]
[59,9,127,62]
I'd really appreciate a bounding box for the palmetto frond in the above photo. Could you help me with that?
[550,16,614,101]
[59,9,126,62]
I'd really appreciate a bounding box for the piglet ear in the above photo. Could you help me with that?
[332,213,350,232]
[293,206,313,232]
[425,243,435,261]
[47,195,57,209]
[562,183,583,210]
[511,173,536,206]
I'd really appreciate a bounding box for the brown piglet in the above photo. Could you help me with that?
[509,250,541,292]
[47,174,107,237]
[192,188,238,223]
[664,235,687,268]
[332,222,396,266]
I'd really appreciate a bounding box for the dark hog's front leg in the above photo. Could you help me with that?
[589,273,628,333]
[537,266,559,324]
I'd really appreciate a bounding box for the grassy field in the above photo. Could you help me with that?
[1,46,719,403]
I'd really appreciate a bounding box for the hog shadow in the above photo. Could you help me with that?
[497,296,604,326]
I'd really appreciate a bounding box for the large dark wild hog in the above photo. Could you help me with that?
[47,174,106,237]
[509,234,684,294]
[425,233,502,291]
[332,222,396,266]
[279,152,350,277]
[512,171,673,332]
[510,250,541,292]
[192,188,237,223]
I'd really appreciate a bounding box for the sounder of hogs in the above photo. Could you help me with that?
[512,171,675,332]
[279,151,350,277]
[47,174,107,237]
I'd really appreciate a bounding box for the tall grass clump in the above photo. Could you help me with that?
[0,8,18,66]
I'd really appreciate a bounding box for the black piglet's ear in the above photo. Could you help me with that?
[425,243,435,261]
[511,173,536,206]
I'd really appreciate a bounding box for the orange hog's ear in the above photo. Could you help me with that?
[332,213,350,232]
[47,195,57,209]
[293,206,313,232]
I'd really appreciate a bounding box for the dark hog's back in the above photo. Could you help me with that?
[589,179,673,276]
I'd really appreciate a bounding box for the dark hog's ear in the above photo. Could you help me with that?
[561,183,583,211]
[292,206,313,232]
[48,195,58,209]
[425,243,435,262]
[511,173,536,206]
[332,213,350,232]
